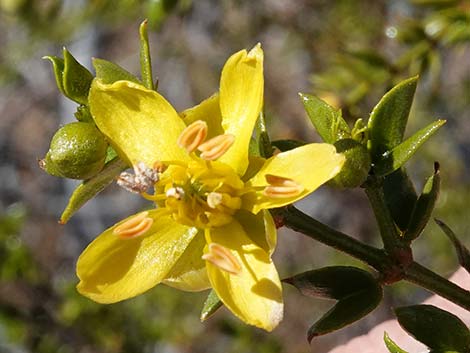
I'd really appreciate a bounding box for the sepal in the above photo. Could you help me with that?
[60,158,128,224]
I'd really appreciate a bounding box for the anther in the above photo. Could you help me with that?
[207,192,223,209]
[177,120,208,153]
[263,174,304,198]
[166,186,185,200]
[202,243,242,275]
[198,134,235,160]
[113,211,153,239]
[117,162,160,194]
[153,161,167,174]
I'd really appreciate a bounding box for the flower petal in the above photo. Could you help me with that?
[204,220,283,331]
[163,231,210,292]
[180,93,224,140]
[76,209,198,303]
[235,210,277,256]
[245,143,345,213]
[89,80,188,167]
[219,44,264,175]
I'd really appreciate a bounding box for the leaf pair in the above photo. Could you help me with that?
[284,266,382,343]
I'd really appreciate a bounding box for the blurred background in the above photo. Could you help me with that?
[0,0,469,352]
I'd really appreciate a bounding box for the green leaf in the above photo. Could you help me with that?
[139,19,154,90]
[383,168,418,231]
[200,289,223,322]
[434,219,470,274]
[62,48,94,105]
[43,55,65,95]
[92,58,141,84]
[384,332,410,353]
[284,266,383,342]
[373,119,446,177]
[271,139,306,152]
[395,305,470,352]
[368,76,418,163]
[59,158,128,224]
[404,163,440,242]
[299,93,350,144]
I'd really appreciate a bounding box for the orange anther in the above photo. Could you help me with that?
[263,174,304,198]
[202,242,242,275]
[113,211,153,239]
[177,120,208,153]
[198,134,235,160]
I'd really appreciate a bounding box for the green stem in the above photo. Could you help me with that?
[364,177,406,254]
[404,262,470,311]
[280,206,470,312]
[278,206,386,271]
[139,20,154,90]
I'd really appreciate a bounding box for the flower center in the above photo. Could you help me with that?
[156,159,245,228]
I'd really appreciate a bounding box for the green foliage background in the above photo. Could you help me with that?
[0,0,468,352]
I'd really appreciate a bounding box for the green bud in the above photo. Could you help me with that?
[40,122,108,180]
[329,139,371,189]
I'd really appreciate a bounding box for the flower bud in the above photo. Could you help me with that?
[40,122,108,180]
[328,138,371,189]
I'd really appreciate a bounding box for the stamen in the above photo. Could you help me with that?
[113,211,153,239]
[207,192,223,208]
[117,162,160,194]
[166,186,185,200]
[177,120,208,153]
[263,174,304,198]
[198,134,235,160]
[153,161,167,174]
[202,243,242,275]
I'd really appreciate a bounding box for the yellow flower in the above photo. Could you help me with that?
[76,44,345,331]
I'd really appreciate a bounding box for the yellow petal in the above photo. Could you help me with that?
[235,209,277,256]
[180,93,224,140]
[89,80,188,167]
[219,44,264,175]
[245,143,345,213]
[76,209,198,303]
[163,231,211,292]
[204,220,283,331]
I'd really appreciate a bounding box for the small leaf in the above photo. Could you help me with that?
[59,158,128,224]
[43,55,65,95]
[368,76,418,162]
[284,266,383,342]
[434,219,470,274]
[139,19,154,90]
[62,48,94,105]
[92,58,141,84]
[373,119,446,177]
[404,162,440,242]
[200,289,223,322]
[384,332,410,353]
[271,139,306,152]
[383,168,418,231]
[395,304,470,352]
[299,93,350,144]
